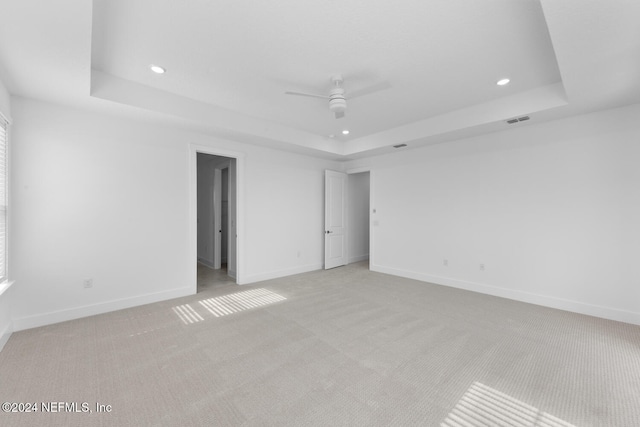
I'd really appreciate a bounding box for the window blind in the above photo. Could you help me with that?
[0,117,7,282]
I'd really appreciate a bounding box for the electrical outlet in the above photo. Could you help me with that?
[443,259,448,267]
[83,278,93,289]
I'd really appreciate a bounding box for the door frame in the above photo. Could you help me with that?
[189,144,245,291]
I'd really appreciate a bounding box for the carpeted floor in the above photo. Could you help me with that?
[0,262,639,426]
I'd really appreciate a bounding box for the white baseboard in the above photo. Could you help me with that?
[241,263,323,285]
[349,254,369,264]
[371,264,640,326]
[0,322,12,352]
[12,286,194,332]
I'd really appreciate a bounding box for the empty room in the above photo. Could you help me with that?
[0,0,639,426]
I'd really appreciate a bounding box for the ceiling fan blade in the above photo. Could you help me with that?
[348,81,392,99]
[334,111,345,119]
[284,91,329,99]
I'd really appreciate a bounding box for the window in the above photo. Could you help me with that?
[0,116,7,283]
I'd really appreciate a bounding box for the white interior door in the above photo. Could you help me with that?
[213,167,222,269]
[325,170,348,269]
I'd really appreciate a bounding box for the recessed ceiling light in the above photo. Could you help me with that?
[328,134,335,138]
[150,65,166,74]
[342,130,350,135]
[497,78,510,86]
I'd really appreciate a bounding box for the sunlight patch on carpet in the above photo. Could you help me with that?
[441,382,575,427]
[199,288,286,317]
[172,304,204,325]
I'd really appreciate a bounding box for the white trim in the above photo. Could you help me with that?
[189,144,245,287]
[242,263,323,284]
[371,264,640,326]
[345,166,372,175]
[12,286,193,332]
[0,321,12,352]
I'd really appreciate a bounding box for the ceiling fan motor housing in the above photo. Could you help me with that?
[329,87,346,113]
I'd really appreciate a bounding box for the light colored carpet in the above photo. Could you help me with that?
[0,262,639,426]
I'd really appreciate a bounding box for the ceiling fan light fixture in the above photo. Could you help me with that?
[150,64,166,74]
[329,97,346,113]
[284,74,389,120]
[497,78,510,86]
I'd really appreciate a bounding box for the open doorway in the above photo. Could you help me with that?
[347,171,370,267]
[196,153,237,292]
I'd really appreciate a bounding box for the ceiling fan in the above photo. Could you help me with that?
[285,74,391,119]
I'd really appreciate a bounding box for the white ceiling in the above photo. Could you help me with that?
[1,0,639,160]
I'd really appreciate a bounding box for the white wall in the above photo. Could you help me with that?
[10,97,339,330]
[0,76,12,351]
[10,98,193,330]
[346,103,640,325]
[242,151,333,282]
[12,94,638,332]
[0,81,9,122]
[347,172,370,263]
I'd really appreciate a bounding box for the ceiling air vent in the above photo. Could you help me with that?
[393,144,407,148]
[506,115,530,124]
